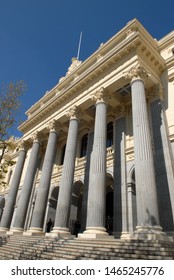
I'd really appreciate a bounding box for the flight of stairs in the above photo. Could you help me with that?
[0,234,174,260]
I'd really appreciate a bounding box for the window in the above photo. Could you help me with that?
[106,122,113,148]
[80,134,88,157]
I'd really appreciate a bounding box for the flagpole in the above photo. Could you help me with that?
[77,31,83,60]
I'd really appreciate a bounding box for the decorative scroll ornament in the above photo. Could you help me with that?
[91,87,109,104]
[123,64,150,82]
[66,105,82,120]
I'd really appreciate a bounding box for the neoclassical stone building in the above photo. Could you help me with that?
[0,19,174,240]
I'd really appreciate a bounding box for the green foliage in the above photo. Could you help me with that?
[0,81,26,185]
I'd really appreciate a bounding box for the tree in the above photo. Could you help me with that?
[0,81,26,185]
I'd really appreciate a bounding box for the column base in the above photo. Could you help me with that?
[121,231,132,239]
[133,225,173,241]
[0,227,8,234]
[46,227,71,238]
[78,227,110,239]
[23,227,44,236]
[6,228,24,235]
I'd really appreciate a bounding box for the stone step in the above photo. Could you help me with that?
[1,234,174,260]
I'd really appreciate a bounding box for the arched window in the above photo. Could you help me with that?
[80,134,88,157]
[106,122,113,148]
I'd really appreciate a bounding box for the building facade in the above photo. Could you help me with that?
[0,19,174,240]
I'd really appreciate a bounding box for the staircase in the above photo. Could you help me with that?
[0,234,174,260]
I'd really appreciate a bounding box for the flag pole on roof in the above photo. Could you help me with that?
[77,31,83,60]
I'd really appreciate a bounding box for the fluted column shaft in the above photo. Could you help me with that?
[12,139,40,231]
[83,88,108,237]
[0,147,26,230]
[53,116,79,234]
[29,127,58,232]
[131,78,160,227]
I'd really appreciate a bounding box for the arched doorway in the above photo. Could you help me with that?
[45,186,59,232]
[127,168,137,233]
[105,173,114,234]
[69,180,83,235]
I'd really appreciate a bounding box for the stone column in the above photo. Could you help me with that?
[124,65,165,239]
[150,96,174,232]
[113,114,128,238]
[11,133,41,232]
[51,106,80,237]
[0,142,27,231]
[27,120,59,234]
[80,88,108,238]
[80,130,94,232]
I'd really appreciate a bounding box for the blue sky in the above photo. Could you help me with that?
[0,0,173,137]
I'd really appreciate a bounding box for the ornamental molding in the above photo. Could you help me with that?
[123,64,151,82]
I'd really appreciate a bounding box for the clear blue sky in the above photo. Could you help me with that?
[0,0,173,137]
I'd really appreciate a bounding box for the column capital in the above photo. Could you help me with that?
[47,119,61,134]
[66,105,82,121]
[31,131,42,144]
[91,87,109,104]
[146,83,164,102]
[18,140,29,151]
[123,64,150,83]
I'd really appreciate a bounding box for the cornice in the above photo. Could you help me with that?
[158,30,174,51]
